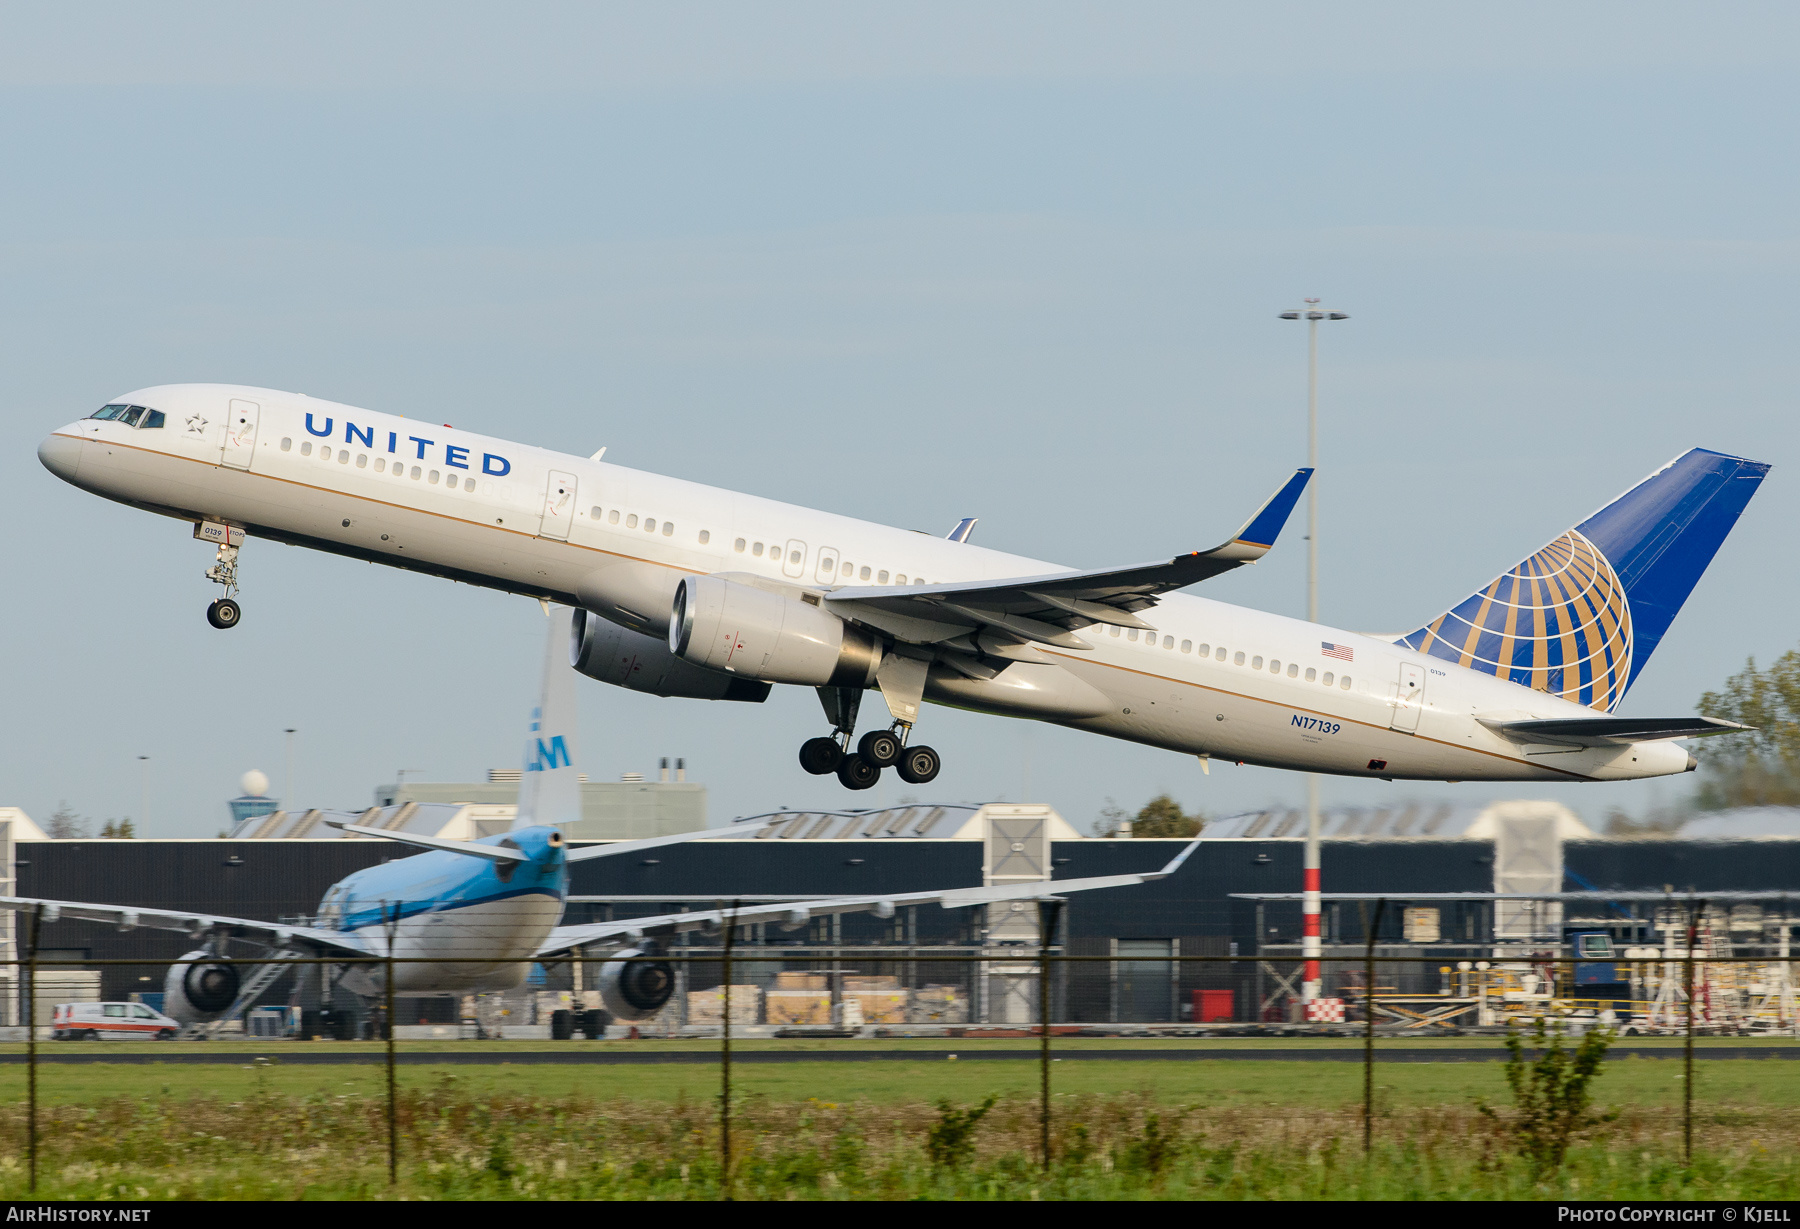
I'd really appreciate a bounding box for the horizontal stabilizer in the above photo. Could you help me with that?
[1480,715,1750,747]
[325,821,532,862]
[564,817,775,862]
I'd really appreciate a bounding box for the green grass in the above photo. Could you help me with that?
[0,1046,1795,1198]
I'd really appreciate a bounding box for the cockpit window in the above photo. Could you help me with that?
[89,404,164,429]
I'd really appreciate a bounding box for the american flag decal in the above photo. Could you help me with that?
[1321,642,1353,662]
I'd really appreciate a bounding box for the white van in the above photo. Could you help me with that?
[51,1001,180,1040]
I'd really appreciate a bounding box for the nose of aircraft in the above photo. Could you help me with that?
[37,431,82,483]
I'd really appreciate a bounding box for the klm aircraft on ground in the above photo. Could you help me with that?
[39,385,1767,790]
[0,610,1193,1036]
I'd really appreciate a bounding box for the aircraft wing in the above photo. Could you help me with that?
[0,895,369,955]
[533,834,1203,957]
[1480,716,1750,747]
[823,469,1311,652]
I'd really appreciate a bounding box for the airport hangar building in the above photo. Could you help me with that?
[4,792,1799,1026]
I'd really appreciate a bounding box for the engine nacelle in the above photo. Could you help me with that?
[163,950,240,1025]
[597,948,677,1022]
[570,608,770,702]
[669,575,880,688]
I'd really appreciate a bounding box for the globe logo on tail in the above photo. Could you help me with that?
[1404,530,1632,712]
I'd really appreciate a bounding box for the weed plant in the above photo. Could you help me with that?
[0,1079,1795,1200]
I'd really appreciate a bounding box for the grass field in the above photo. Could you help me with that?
[0,1042,1796,1199]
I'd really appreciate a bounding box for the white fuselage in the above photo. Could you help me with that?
[41,384,1693,785]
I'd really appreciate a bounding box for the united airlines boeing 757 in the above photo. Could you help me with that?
[38,384,1766,790]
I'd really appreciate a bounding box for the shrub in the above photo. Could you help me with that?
[925,1095,997,1169]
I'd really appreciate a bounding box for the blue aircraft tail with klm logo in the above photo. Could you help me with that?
[515,605,582,830]
[1399,448,1770,711]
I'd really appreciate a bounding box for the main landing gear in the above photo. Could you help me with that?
[800,683,942,791]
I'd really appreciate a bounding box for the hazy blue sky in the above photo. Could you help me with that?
[2,2,1795,836]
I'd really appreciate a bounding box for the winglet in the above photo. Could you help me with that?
[946,517,978,544]
[1224,468,1312,555]
[1143,832,1206,880]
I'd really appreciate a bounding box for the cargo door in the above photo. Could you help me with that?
[221,399,259,470]
[781,538,807,579]
[539,470,578,541]
[1390,662,1426,733]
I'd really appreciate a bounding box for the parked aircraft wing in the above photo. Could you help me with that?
[1479,715,1750,747]
[0,895,366,954]
[824,469,1311,649]
[534,834,1203,956]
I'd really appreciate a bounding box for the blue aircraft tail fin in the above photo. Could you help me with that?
[515,605,582,830]
[1399,448,1769,711]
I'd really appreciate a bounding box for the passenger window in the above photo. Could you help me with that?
[280,438,292,452]
[734,538,746,552]
[410,466,421,479]
[789,549,802,564]
[300,441,312,456]
[1109,626,1120,638]
[1269,659,1279,672]
[374,458,385,472]
[627,515,638,528]
[592,506,603,520]
[103,1004,126,1018]
[131,1005,154,1018]
[753,542,764,556]
[1163,636,1174,649]
[842,562,853,576]
[1305,667,1316,682]
[1340,675,1352,689]
[860,566,871,580]
[662,522,673,536]
[1180,640,1192,653]
[895,574,906,584]
[142,410,165,429]
[1234,652,1245,665]
[464,477,476,491]
[1127,629,1138,641]
[1252,656,1263,669]
[1196,643,1209,656]
[878,570,888,583]
[356,454,368,468]
[608,510,619,524]
[699,530,710,544]
[429,470,440,483]
[1215,647,1226,661]
[644,518,656,532]
[1323,672,1333,686]
[1288,663,1298,677]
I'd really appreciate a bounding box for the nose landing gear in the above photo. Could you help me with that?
[200,524,244,630]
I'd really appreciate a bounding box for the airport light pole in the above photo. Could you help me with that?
[283,729,296,810]
[136,756,148,835]
[1279,299,1348,1009]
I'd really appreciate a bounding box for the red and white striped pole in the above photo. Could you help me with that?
[1279,300,1347,1015]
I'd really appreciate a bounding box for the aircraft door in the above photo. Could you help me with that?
[781,538,806,579]
[539,470,578,541]
[221,400,259,470]
[1390,662,1426,733]
[815,546,841,584]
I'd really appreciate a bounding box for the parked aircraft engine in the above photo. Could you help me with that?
[163,950,240,1024]
[597,949,676,1022]
[570,608,770,702]
[669,575,881,687]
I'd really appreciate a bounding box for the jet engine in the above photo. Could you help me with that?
[163,950,241,1024]
[570,608,770,702]
[597,949,677,1022]
[669,575,880,687]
